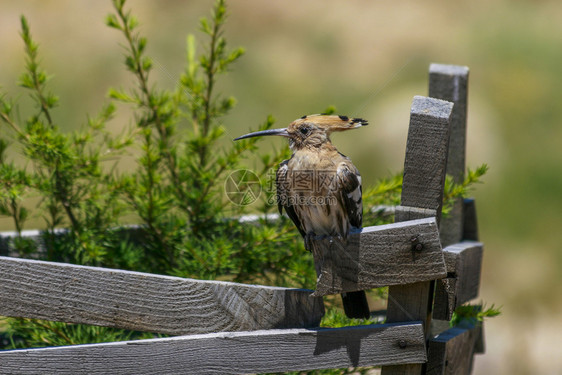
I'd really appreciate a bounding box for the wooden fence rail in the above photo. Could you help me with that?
[0,63,485,375]
[0,323,426,374]
[0,256,324,335]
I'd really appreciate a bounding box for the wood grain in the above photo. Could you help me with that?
[0,322,426,374]
[382,95,453,375]
[426,323,482,375]
[395,206,437,222]
[310,217,446,296]
[400,95,453,227]
[433,242,483,320]
[0,256,324,335]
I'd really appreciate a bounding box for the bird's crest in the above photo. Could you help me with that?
[293,115,368,133]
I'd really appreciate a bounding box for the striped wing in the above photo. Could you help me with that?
[336,162,363,230]
[276,159,307,238]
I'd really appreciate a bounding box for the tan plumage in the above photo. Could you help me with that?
[234,114,370,318]
[274,115,365,243]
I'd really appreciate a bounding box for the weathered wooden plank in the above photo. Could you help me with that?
[0,256,324,335]
[429,64,469,184]
[384,282,437,374]
[426,323,481,375]
[429,64,470,248]
[440,199,463,248]
[462,198,479,241]
[475,323,485,354]
[433,242,483,321]
[433,278,457,322]
[382,95,453,375]
[399,95,453,227]
[0,322,426,374]
[311,217,446,296]
[395,206,437,222]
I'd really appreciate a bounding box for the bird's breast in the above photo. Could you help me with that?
[282,150,350,236]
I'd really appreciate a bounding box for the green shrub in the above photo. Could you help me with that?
[0,0,318,350]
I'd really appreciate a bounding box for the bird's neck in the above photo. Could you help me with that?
[290,139,337,153]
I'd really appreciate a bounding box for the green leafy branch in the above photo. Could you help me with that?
[451,303,502,327]
[442,164,489,216]
[0,16,127,264]
[18,16,58,126]
[0,139,31,235]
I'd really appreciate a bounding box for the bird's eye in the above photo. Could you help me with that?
[300,127,309,135]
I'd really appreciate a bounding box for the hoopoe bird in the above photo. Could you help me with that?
[234,114,370,319]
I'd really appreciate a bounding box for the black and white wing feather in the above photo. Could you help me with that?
[276,159,306,238]
[336,162,363,230]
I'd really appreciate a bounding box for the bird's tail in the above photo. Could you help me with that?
[341,290,370,319]
[308,236,371,319]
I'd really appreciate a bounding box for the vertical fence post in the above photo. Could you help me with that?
[429,64,472,323]
[426,64,485,374]
[381,95,453,375]
[428,64,469,248]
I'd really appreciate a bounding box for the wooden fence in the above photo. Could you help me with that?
[0,63,485,374]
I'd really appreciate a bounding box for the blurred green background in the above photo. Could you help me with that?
[1,1,561,374]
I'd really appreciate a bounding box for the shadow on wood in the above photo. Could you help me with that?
[427,322,483,375]
[310,217,446,297]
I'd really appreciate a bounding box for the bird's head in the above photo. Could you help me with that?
[234,114,368,151]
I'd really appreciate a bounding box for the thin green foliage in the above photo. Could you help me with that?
[0,139,31,235]
[6,318,155,349]
[320,308,381,328]
[442,164,489,216]
[106,0,288,277]
[451,303,502,328]
[1,16,130,266]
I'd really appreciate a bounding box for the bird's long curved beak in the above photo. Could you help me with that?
[234,128,289,141]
